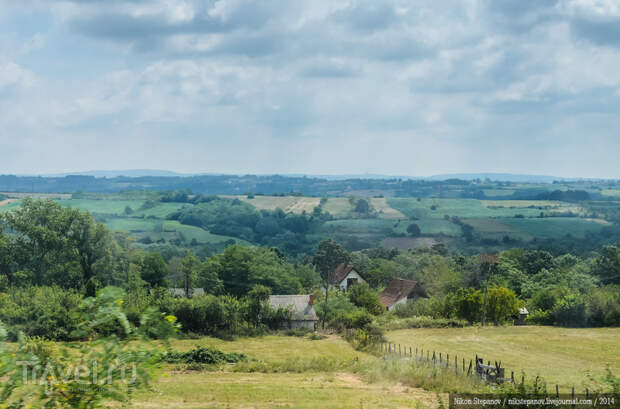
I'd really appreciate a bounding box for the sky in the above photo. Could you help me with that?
[0,0,619,178]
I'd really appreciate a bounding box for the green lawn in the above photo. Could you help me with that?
[385,326,620,390]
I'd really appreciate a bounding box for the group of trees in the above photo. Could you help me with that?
[168,196,332,255]
[0,198,618,342]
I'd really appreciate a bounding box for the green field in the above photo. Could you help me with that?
[500,217,608,239]
[2,195,618,249]
[134,371,434,409]
[388,198,566,220]
[132,335,439,409]
[55,199,146,214]
[385,326,620,390]
[131,327,620,408]
[105,217,246,244]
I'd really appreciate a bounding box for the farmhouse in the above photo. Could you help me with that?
[328,263,366,291]
[269,294,318,330]
[379,278,428,311]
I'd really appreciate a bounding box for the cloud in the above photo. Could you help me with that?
[0,0,619,177]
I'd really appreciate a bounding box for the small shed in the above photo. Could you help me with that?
[328,263,366,291]
[269,295,318,330]
[379,278,428,311]
[515,307,529,325]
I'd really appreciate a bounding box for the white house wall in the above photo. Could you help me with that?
[387,296,408,311]
[338,270,366,291]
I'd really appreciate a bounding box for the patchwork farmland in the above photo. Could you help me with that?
[0,193,614,252]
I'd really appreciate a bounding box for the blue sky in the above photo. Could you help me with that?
[0,0,619,177]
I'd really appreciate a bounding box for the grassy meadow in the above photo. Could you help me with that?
[385,326,620,391]
[131,326,620,408]
[133,335,441,409]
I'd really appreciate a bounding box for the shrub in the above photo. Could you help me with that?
[376,315,467,331]
[164,346,248,365]
[0,286,82,341]
[526,308,554,325]
[552,293,586,327]
[486,286,519,325]
[347,283,384,315]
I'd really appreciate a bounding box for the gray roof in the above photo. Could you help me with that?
[269,295,318,321]
[168,288,205,297]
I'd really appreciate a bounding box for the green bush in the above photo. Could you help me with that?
[0,286,82,340]
[164,346,248,365]
[347,283,384,315]
[526,308,554,325]
[376,315,467,330]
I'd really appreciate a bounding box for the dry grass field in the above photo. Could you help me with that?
[221,195,321,214]
[133,335,440,409]
[386,326,620,391]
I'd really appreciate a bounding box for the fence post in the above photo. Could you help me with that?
[433,351,436,364]
[511,371,514,384]
[556,385,559,397]
[463,358,465,372]
[585,389,589,399]
[521,375,524,386]
[440,352,442,365]
[447,353,449,367]
[467,360,472,376]
[427,351,429,361]
[410,347,412,358]
[399,344,401,356]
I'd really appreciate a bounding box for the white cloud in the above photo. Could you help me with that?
[0,0,619,176]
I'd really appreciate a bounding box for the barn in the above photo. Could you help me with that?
[269,294,318,330]
[379,278,428,311]
[328,263,366,291]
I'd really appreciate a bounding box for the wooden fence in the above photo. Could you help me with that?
[376,341,594,397]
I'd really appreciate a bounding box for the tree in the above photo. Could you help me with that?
[2,198,111,287]
[406,223,421,237]
[347,283,383,315]
[198,258,224,295]
[454,288,483,323]
[486,286,519,325]
[141,252,169,288]
[312,240,350,326]
[181,251,200,297]
[594,246,620,285]
[354,199,370,214]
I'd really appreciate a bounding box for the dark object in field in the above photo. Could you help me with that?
[164,346,248,364]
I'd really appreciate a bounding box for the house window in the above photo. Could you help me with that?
[346,278,358,289]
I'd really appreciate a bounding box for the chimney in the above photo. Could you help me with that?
[308,294,314,305]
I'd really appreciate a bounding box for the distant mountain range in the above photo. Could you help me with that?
[22,170,598,183]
